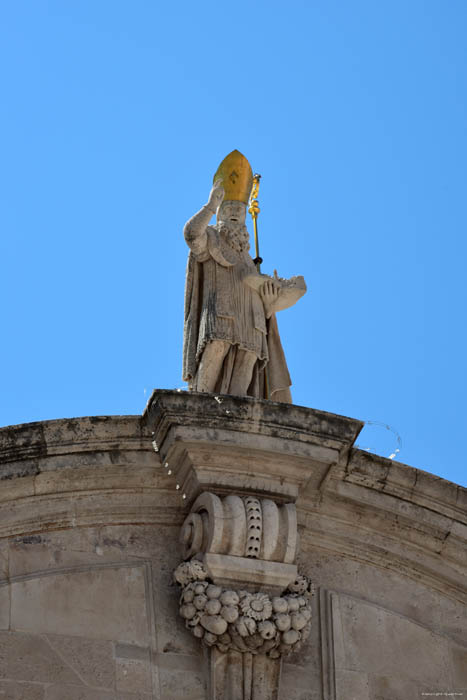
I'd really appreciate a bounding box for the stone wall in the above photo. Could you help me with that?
[0,396,466,699]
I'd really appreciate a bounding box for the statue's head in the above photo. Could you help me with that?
[213,151,252,252]
[217,201,250,253]
[217,200,247,226]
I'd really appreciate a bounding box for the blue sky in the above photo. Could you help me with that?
[1,1,466,486]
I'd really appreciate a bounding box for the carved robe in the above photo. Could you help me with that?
[183,225,292,402]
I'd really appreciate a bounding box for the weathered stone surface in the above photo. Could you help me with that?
[144,390,363,504]
[0,541,8,579]
[44,686,115,700]
[280,664,321,700]
[151,555,201,657]
[0,680,45,699]
[335,669,370,700]
[450,643,467,688]
[0,415,151,474]
[0,632,81,684]
[368,675,436,700]
[0,394,465,699]
[336,594,451,685]
[0,586,9,630]
[317,588,467,698]
[10,566,149,644]
[159,666,205,700]
[115,658,152,694]
[45,635,115,689]
[0,414,184,540]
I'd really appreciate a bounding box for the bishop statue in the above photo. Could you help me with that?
[183,150,306,402]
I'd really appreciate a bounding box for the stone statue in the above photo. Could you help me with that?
[183,150,306,402]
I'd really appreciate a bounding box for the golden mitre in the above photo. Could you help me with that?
[213,150,253,204]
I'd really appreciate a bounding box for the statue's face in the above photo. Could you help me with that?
[217,200,250,252]
[217,201,246,225]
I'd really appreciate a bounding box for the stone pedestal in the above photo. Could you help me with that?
[143,390,363,505]
[143,390,363,699]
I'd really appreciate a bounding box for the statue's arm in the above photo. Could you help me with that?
[184,180,225,258]
[184,206,214,257]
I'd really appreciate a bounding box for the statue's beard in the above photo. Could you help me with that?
[217,221,250,253]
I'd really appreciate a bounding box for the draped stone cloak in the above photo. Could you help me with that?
[183,226,292,402]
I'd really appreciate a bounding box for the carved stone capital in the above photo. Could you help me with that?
[179,492,298,593]
[174,488,313,698]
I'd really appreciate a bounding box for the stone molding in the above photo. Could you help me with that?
[143,390,363,455]
[0,415,152,475]
[301,449,467,604]
[0,398,465,607]
[1,396,466,699]
[345,448,467,524]
[316,585,467,699]
[143,390,363,504]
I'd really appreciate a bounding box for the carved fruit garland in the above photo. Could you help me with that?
[174,560,313,658]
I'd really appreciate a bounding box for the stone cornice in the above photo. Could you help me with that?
[143,390,364,456]
[344,448,467,525]
[0,415,152,477]
[143,391,364,504]
[0,399,465,604]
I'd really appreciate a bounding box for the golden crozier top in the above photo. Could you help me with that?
[213,150,253,204]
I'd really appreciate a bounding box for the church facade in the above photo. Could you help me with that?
[0,390,465,699]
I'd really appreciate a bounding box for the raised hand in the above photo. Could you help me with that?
[207,178,225,212]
